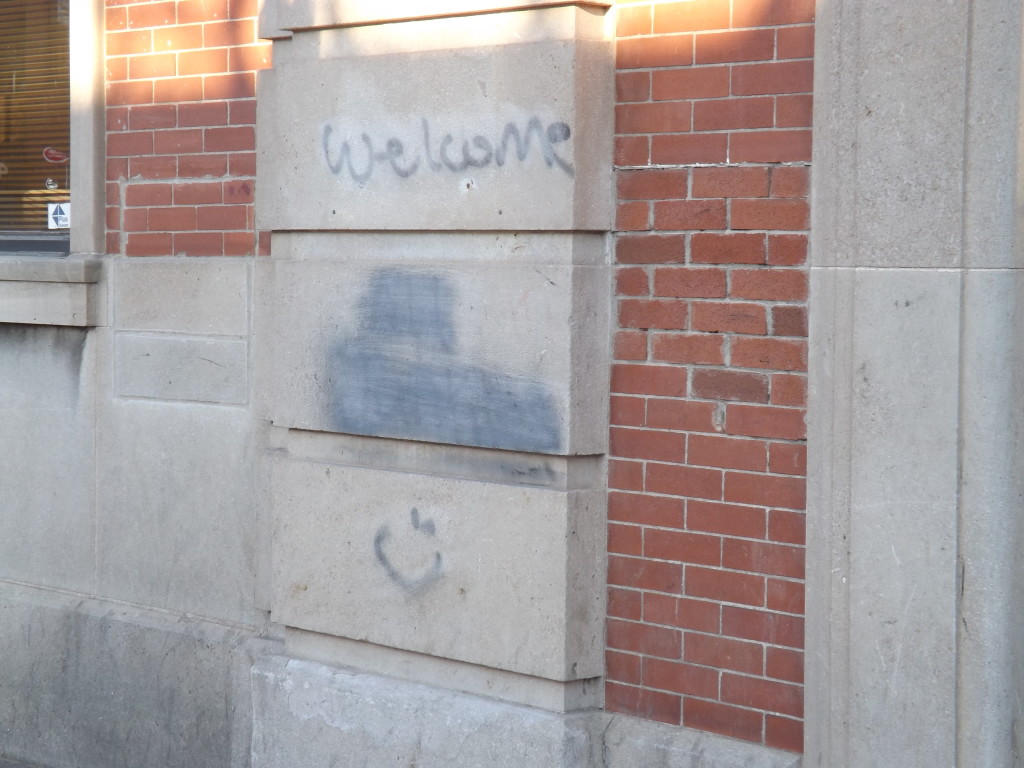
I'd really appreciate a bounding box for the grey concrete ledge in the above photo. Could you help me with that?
[0,257,101,283]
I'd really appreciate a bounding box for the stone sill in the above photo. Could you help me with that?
[0,257,103,327]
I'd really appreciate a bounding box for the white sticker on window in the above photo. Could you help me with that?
[47,202,70,229]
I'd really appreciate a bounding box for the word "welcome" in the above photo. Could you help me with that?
[322,116,575,183]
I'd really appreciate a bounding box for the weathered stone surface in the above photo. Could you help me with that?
[0,325,95,590]
[0,584,269,768]
[114,258,249,335]
[264,255,607,454]
[256,17,613,232]
[0,280,96,326]
[271,460,605,681]
[115,333,248,404]
[251,656,603,768]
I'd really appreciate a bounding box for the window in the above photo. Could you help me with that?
[0,0,70,253]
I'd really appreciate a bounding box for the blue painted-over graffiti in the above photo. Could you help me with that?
[329,268,562,453]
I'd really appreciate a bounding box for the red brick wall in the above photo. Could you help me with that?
[104,0,270,258]
[607,0,812,752]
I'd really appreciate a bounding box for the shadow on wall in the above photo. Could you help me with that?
[330,268,561,453]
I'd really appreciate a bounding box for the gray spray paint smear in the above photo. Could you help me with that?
[330,268,561,453]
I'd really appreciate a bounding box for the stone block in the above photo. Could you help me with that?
[256,12,613,232]
[264,253,607,454]
[251,656,603,768]
[115,333,248,404]
[0,280,96,326]
[271,460,605,681]
[0,584,268,768]
[96,399,263,625]
[114,258,249,335]
[0,325,95,591]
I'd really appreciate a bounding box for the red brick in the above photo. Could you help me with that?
[652,67,730,100]
[722,673,802,718]
[125,183,172,206]
[229,0,259,15]
[107,80,154,107]
[609,492,685,528]
[154,128,203,154]
[766,647,804,684]
[769,443,806,476]
[724,471,806,510]
[688,434,767,472]
[609,462,644,492]
[618,34,694,69]
[128,1,176,28]
[607,618,683,657]
[205,19,256,47]
[685,565,765,606]
[229,99,257,126]
[611,427,686,463]
[174,182,223,205]
[646,398,718,432]
[129,104,176,130]
[178,153,228,178]
[731,130,811,163]
[224,231,258,256]
[228,152,257,176]
[616,3,651,36]
[607,650,642,684]
[685,632,763,675]
[205,72,256,100]
[126,232,172,257]
[771,166,809,198]
[108,106,130,131]
[608,585,643,618]
[606,683,681,725]
[179,101,229,127]
[130,155,178,179]
[122,208,147,232]
[654,267,727,298]
[777,94,814,127]
[614,330,648,361]
[767,578,805,614]
[617,235,685,265]
[611,394,646,428]
[644,593,720,632]
[644,529,721,566]
[106,6,128,30]
[731,269,808,301]
[612,364,687,397]
[617,102,692,134]
[108,29,153,57]
[646,463,723,501]
[732,0,816,26]
[691,166,769,198]
[768,509,805,544]
[617,71,651,103]
[618,201,650,231]
[694,97,774,131]
[616,135,650,166]
[128,52,175,79]
[691,370,769,403]
[617,267,650,297]
[727,404,805,440]
[148,206,197,231]
[690,301,767,334]
[772,305,807,337]
[731,338,806,372]
[651,133,728,165]
[643,658,718,698]
[766,715,804,753]
[655,200,728,231]
[178,0,230,23]
[732,61,814,95]
[683,698,762,743]
[695,29,775,64]
[107,232,122,255]
[652,331,726,365]
[179,48,228,76]
[152,23,203,51]
[205,126,255,152]
[618,169,689,201]
[172,232,223,256]
[723,538,804,579]
[722,606,803,647]
[155,76,203,103]
[687,500,766,539]
[654,0,730,33]
[767,235,807,266]
[197,204,248,230]
[777,25,815,59]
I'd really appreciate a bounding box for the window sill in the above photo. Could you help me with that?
[0,256,102,326]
